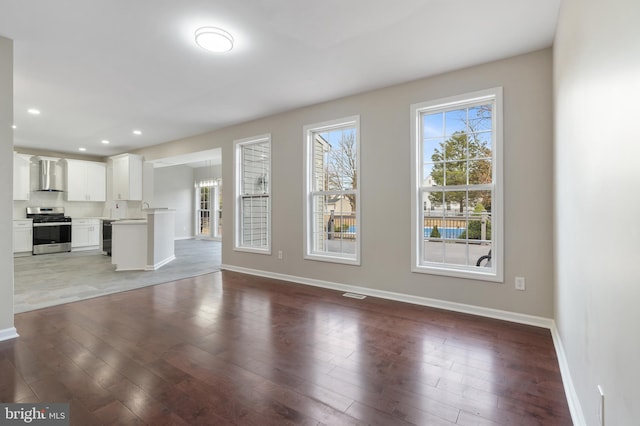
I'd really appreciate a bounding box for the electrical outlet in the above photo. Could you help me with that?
[277,250,283,260]
[598,385,605,426]
[515,276,526,290]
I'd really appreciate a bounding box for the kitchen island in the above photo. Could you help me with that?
[111,208,176,271]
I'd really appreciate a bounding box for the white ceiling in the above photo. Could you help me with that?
[1,0,561,162]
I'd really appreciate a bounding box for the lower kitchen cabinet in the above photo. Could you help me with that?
[72,218,100,250]
[13,220,33,254]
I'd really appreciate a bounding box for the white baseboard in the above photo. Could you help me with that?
[221,264,585,425]
[550,322,586,426]
[0,327,19,342]
[146,255,177,271]
[220,264,553,328]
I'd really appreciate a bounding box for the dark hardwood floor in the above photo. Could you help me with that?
[0,271,572,425]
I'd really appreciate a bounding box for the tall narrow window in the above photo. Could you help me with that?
[234,135,270,253]
[304,116,360,265]
[197,183,212,238]
[411,88,503,281]
[196,179,221,240]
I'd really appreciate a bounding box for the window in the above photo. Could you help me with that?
[411,88,503,281]
[304,116,360,264]
[196,179,222,240]
[234,135,270,253]
[197,184,212,238]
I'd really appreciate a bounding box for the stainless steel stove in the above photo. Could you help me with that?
[26,207,72,254]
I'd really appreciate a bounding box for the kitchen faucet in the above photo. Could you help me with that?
[143,202,150,209]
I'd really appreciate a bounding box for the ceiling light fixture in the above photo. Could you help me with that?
[78,147,87,152]
[27,108,40,115]
[101,140,110,144]
[12,125,16,129]
[195,27,234,53]
[132,130,142,135]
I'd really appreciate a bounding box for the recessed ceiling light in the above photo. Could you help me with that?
[101,139,110,144]
[11,125,16,129]
[195,27,234,53]
[78,147,87,152]
[132,130,142,135]
[27,108,40,115]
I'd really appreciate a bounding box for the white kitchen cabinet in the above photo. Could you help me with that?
[13,220,33,254]
[72,218,100,250]
[111,153,143,201]
[13,153,31,201]
[66,159,106,202]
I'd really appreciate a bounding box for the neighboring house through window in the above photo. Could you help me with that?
[234,134,271,253]
[411,88,503,281]
[304,116,360,265]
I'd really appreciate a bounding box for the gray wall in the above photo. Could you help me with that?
[137,48,555,318]
[153,165,194,239]
[0,36,15,337]
[554,0,640,424]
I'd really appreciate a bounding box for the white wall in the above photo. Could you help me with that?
[554,0,640,424]
[0,36,16,339]
[137,49,555,318]
[193,164,222,183]
[153,165,194,239]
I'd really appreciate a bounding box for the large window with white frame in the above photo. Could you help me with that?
[234,134,271,253]
[304,116,360,265]
[411,88,503,281]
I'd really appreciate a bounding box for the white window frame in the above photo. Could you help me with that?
[410,88,503,282]
[303,116,361,265]
[234,134,271,254]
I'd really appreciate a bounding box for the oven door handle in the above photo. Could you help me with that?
[33,222,72,227]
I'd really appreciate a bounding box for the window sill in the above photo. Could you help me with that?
[305,253,360,266]
[412,264,503,283]
[234,247,271,255]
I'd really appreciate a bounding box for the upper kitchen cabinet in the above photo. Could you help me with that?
[65,159,106,202]
[13,152,31,200]
[111,153,143,201]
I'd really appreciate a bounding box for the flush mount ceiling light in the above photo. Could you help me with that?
[27,108,41,115]
[195,27,234,53]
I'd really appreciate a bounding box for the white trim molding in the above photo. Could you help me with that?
[146,255,176,271]
[0,327,19,342]
[550,322,587,426]
[221,264,551,328]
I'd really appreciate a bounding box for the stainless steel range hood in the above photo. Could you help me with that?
[38,158,64,192]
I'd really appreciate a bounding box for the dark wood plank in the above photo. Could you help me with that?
[2,270,571,425]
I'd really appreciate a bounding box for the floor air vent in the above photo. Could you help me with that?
[342,292,367,300]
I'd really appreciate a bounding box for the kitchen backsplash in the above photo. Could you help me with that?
[13,193,143,219]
